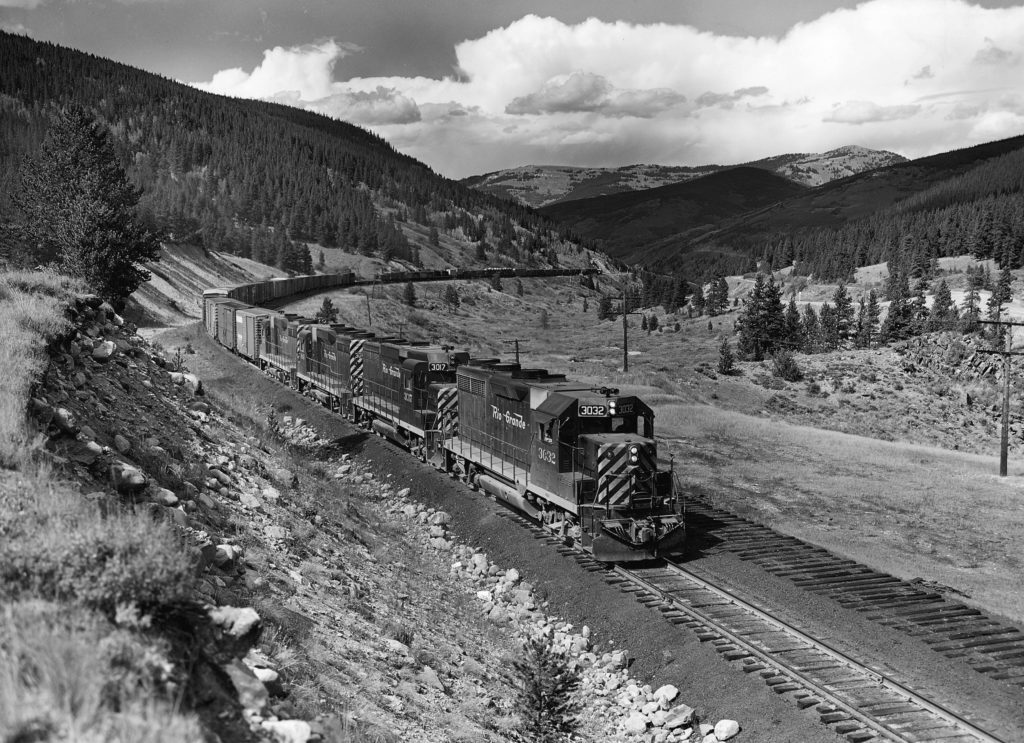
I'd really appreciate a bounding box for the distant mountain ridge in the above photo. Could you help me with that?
[462,145,907,207]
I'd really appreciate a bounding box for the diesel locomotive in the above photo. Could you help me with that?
[202,270,683,562]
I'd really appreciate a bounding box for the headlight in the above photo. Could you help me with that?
[628,445,639,464]
[608,399,617,413]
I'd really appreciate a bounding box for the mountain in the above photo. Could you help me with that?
[540,134,1024,280]
[538,167,806,275]
[0,32,595,278]
[462,146,906,208]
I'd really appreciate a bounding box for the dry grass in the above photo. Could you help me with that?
[0,269,82,467]
[0,600,202,743]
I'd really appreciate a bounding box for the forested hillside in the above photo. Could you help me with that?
[0,32,589,274]
[692,135,1024,282]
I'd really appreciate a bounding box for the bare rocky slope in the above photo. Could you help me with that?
[462,146,906,208]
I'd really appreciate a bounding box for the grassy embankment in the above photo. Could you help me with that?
[0,270,202,742]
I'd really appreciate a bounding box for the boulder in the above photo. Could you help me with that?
[714,720,740,741]
[208,606,261,639]
[52,407,79,436]
[663,704,695,729]
[110,462,147,495]
[623,711,648,735]
[113,434,132,454]
[148,487,179,507]
[222,657,268,714]
[654,684,679,707]
[261,719,312,743]
[92,341,116,361]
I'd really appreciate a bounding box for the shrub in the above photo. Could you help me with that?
[717,338,735,375]
[0,475,194,614]
[512,637,580,743]
[771,351,803,382]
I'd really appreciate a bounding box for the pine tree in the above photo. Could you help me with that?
[691,285,706,316]
[831,283,854,341]
[928,280,954,331]
[641,315,649,332]
[512,637,581,743]
[14,107,160,305]
[314,297,338,324]
[737,273,785,361]
[597,295,613,320]
[403,281,417,307]
[881,271,913,341]
[442,284,460,313]
[857,290,880,347]
[783,298,804,349]
[648,315,659,332]
[802,304,820,353]
[317,249,326,270]
[490,272,503,291]
[515,278,524,297]
[718,337,735,375]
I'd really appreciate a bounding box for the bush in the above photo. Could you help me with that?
[512,637,580,743]
[771,351,803,382]
[717,338,735,375]
[0,475,195,614]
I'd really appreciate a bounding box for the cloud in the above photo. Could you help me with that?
[0,0,42,7]
[505,71,685,117]
[696,86,769,109]
[187,0,1024,177]
[824,101,922,124]
[0,22,31,34]
[308,87,421,126]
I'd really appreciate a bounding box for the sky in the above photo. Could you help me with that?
[3,0,1024,179]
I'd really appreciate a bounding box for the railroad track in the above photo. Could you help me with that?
[499,510,1006,743]
[686,500,1024,689]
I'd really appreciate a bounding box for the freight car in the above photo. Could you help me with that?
[200,265,681,560]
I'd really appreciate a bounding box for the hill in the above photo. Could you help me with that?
[0,31,597,279]
[462,146,905,208]
[538,167,806,271]
[539,133,1024,281]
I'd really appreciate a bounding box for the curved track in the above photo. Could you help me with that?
[502,510,1007,743]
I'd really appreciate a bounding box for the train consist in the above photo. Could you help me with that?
[202,268,684,562]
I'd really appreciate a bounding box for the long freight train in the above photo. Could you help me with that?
[202,269,683,562]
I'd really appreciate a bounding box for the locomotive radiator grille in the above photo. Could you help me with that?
[349,339,366,394]
[596,444,655,508]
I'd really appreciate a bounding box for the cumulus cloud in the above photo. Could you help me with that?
[187,0,1024,177]
[505,71,685,117]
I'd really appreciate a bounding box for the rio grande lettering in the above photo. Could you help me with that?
[491,405,526,429]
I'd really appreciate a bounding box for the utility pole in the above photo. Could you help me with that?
[977,319,1024,476]
[621,288,645,372]
[502,338,527,364]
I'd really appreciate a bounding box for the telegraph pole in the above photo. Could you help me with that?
[977,319,1024,476]
[621,288,645,372]
[502,338,527,364]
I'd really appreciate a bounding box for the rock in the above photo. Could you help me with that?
[654,684,679,707]
[148,487,179,507]
[52,407,79,436]
[91,341,117,361]
[209,606,261,639]
[261,719,312,743]
[223,657,268,714]
[623,711,648,734]
[429,510,452,525]
[209,467,232,486]
[110,461,147,495]
[663,704,696,729]
[239,491,261,509]
[113,434,131,454]
[64,439,103,465]
[262,486,281,502]
[182,373,202,395]
[416,665,446,691]
[264,525,287,540]
[714,720,740,741]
